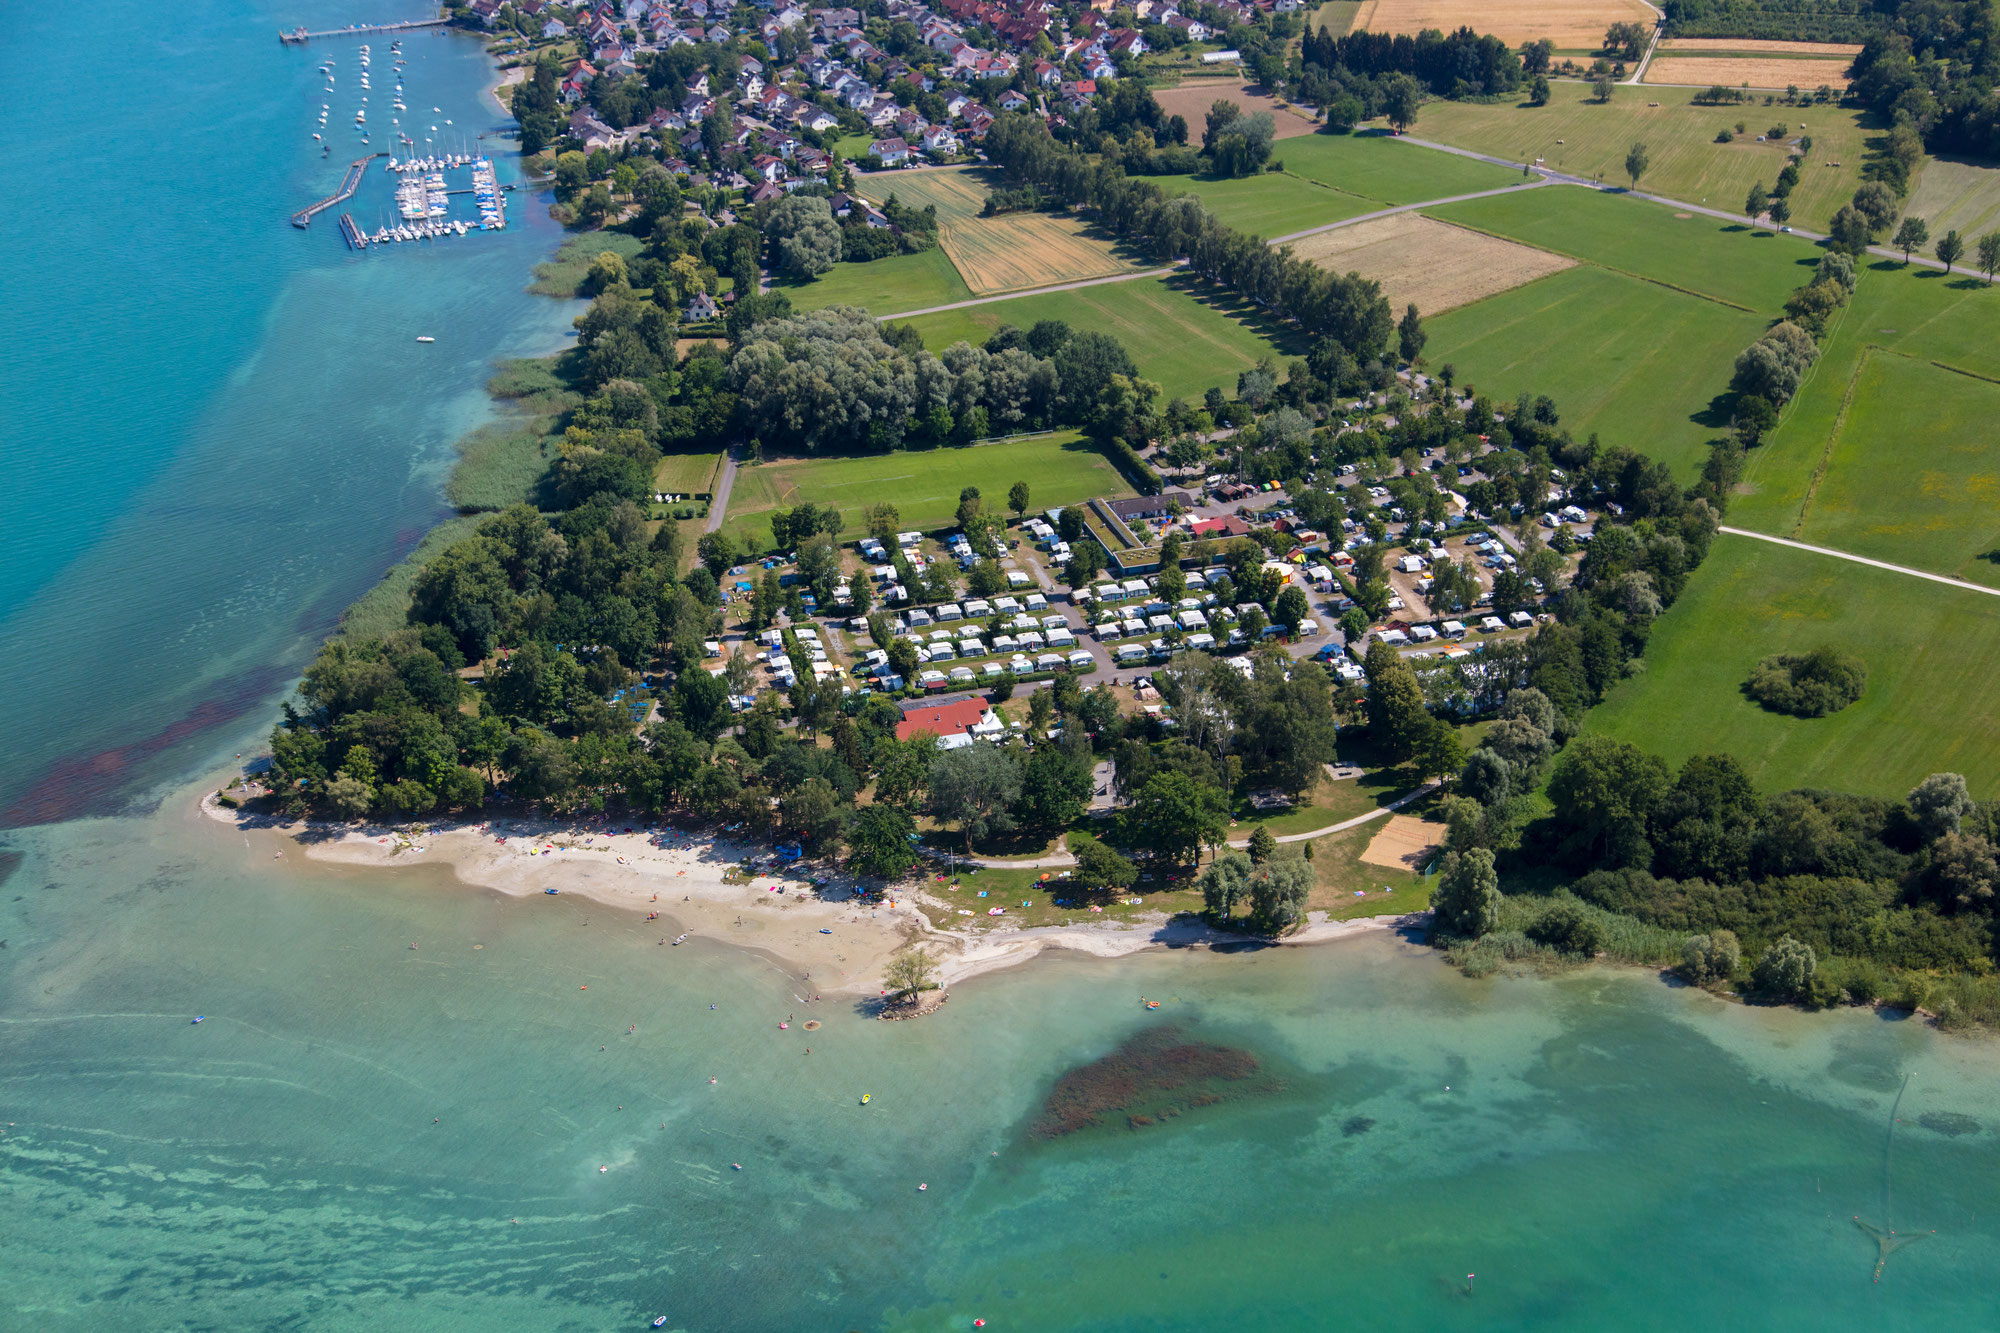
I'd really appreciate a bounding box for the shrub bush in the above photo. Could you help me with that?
[1745,646,1866,716]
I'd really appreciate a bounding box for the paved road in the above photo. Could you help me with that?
[704,449,739,534]
[1266,180,1548,246]
[1718,526,2000,597]
[878,265,1176,321]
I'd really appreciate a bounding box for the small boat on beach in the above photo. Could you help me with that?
[672,931,691,945]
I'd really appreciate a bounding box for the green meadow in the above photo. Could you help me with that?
[1147,170,1380,238]
[1423,263,1765,478]
[1585,535,2000,796]
[1423,184,1820,312]
[893,275,1300,401]
[783,248,972,316]
[717,432,1133,553]
[1732,260,2000,576]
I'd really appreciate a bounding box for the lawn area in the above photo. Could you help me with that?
[654,451,721,494]
[1146,132,1521,240]
[1409,84,1872,232]
[1732,260,2000,567]
[1424,263,1766,479]
[895,274,1303,401]
[718,432,1133,553]
[1900,155,2000,249]
[1585,534,2000,796]
[1309,0,1363,33]
[781,247,972,316]
[1304,820,1436,919]
[1230,769,1406,838]
[1423,182,1821,312]
[1148,170,1382,239]
[1279,130,1523,205]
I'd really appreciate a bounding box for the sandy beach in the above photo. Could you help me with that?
[202,792,1418,999]
[486,64,526,117]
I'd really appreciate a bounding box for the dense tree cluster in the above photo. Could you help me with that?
[1295,26,1523,120]
[1848,0,2000,160]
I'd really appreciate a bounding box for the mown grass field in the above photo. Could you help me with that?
[717,433,1133,552]
[1288,212,1575,314]
[1423,182,1821,312]
[1732,261,2000,568]
[1150,132,1521,239]
[1309,0,1363,34]
[1148,169,1383,238]
[1411,84,1871,231]
[1901,155,2000,244]
[1423,263,1765,478]
[1278,130,1522,205]
[1585,535,2000,796]
[855,167,1143,294]
[895,274,1302,401]
[654,451,721,494]
[783,247,972,316]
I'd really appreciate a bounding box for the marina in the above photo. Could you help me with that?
[290,153,380,228]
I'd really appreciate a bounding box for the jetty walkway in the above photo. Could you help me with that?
[291,154,382,228]
[280,18,449,44]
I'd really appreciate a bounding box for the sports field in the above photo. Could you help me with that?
[717,433,1134,552]
[1287,213,1575,314]
[854,167,1141,295]
[1644,56,1853,90]
[1424,263,1765,478]
[785,248,971,316]
[1423,183,1821,312]
[1350,0,1652,48]
[894,274,1301,400]
[1411,85,1870,231]
[1585,535,2000,796]
[1901,156,2000,246]
[1732,262,2000,556]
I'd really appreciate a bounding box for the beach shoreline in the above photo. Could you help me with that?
[199,791,1420,998]
[486,63,526,117]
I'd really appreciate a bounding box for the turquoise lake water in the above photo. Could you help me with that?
[4,3,2000,1329]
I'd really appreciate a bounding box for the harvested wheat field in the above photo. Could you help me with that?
[856,167,1140,294]
[1150,81,1321,140]
[1286,213,1573,315]
[1360,814,1440,872]
[1644,56,1852,89]
[1349,0,1652,49]
[1656,38,1862,56]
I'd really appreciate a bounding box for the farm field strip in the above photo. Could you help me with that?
[1286,213,1575,314]
[1585,535,2000,797]
[1656,38,1863,55]
[1150,82,1322,140]
[1644,56,1853,89]
[787,247,971,314]
[1349,0,1655,48]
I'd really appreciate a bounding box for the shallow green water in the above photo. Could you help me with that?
[4,795,1996,1329]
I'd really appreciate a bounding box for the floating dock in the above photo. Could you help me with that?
[338,213,368,249]
[291,154,383,228]
[280,18,449,44]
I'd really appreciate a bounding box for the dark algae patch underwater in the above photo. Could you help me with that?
[1033,1023,1285,1137]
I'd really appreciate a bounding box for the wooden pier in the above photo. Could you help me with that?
[279,17,449,44]
[338,213,369,249]
[291,153,383,228]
